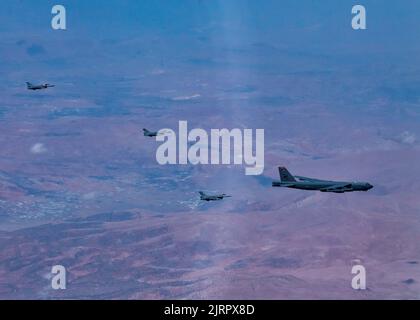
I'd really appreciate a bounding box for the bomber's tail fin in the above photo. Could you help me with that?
[278,167,296,182]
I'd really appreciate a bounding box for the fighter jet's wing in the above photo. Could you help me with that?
[320,183,352,192]
[157,130,173,135]
[144,129,172,136]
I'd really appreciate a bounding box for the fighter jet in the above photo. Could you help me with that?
[26,82,55,90]
[142,128,173,137]
[272,167,373,193]
[199,191,231,201]
[142,128,160,137]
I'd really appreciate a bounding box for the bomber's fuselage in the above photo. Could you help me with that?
[272,180,373,192]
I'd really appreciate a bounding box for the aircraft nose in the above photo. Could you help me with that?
[367,183,373,189]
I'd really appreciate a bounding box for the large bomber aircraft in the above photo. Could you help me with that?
[272,167,373,193]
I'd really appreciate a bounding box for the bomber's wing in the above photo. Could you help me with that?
[319,183,353,192]
[295,176,328,182]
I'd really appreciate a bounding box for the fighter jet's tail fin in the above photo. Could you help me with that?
[26,82,32,88]
[278,167,296,182]
[198,191,206,196]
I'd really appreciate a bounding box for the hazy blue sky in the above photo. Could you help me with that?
[2,1,420,45]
